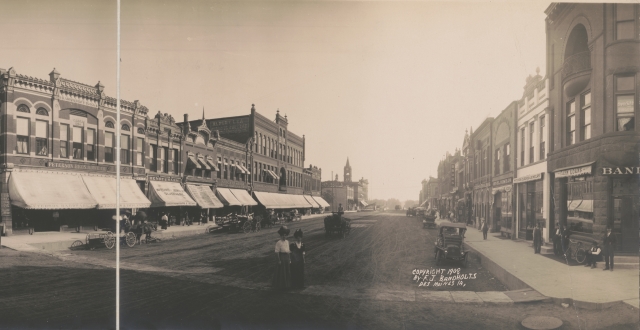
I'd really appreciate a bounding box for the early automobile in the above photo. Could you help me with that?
[422,209,437,229]
[434,221,469,267]
[324,212,351,238]
[406,207,417,217]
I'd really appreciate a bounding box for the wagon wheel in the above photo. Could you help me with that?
[70,240,84,250]
[125,232,136,247]
[104,233,115,249]
[242,221,252,234]
[575,248,587,264]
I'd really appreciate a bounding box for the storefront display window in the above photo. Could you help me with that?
[566,176,594,234]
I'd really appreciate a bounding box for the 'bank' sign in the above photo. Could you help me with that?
[602,167,640,175]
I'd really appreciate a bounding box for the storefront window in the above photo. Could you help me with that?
[35,120,48,156]
[60,124,69,158]
[104,131,114,162]
[16,117,29,154]
[566,176,594,234]
[87,128,96,161]
[72,126,83,159]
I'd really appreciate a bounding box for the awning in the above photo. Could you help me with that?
[311,195,330,208]
[233,164,245,174]
[266,170,279,180]
[197,157,211,170]
[82,176,151,209]
[289,194,312,208]
[567,200,581,211]
[187,155,201,169]
[360,200,369,207]
[419,200,428,207]
[229,188,258,206]
[9,171,97,209]
[216,188,243,206]
[206,158,219,171]
[303,195,321,208]
[185,184,224,209]
[148,181,197,207]
[238,164,250,175]
[253,191,301,209]
[575,199,593,212]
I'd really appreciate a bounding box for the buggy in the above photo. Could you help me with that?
[324,212,351,238]
[434,222,469,267]
[422,209,437,229]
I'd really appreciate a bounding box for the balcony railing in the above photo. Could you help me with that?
[562,51,591,79]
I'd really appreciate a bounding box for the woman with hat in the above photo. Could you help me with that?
[273,226,291,290]
[290,229,306,289]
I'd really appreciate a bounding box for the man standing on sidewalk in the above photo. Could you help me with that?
[553,222,562,256]
[533,223,542,254]
[481,220,488,240]
[602,226,616,271]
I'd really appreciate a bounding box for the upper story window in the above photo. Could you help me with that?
[104,131,114,162]
[17,105,30,113]
[529,122,535,163]
[494,149,500,175]
[72,126,83,159]
[120,134,130,165]
[520,127,525,166]
[105,121,115,129]
[87,128,96,161]
[615,4,636,40]
[503,143,510,172]
[35,120,48,156]
[539,116,546,160]
[36,108,48,116]
[567,100,576,146]
[217,157,222,179]
[172,149,179,174]
[60,124,69,158]
[616,75,635,131]
[137,127,145,135]
[136,137,144,166]
[16,117,29,154]
[150,145,158,172]
[121,124,130,132]
[581,92,591,140]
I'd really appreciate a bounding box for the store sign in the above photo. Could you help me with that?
[514,173,543,183]
[492,177,512,186]
[555,165,592,178]
[1,194,11,217]
[601,167,640,175]
[148,175,182,183]
[70,115,87,127]
[47,161,107,171]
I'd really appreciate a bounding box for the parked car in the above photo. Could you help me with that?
[434,221,469,267]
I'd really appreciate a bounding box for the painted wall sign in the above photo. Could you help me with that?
[514,172,543,183]
[601,167,640,175]
[555,165,592,178]
[208,117,250,134]
[47,161,107,172]
[492,177,512,186]
[148,175,182,183]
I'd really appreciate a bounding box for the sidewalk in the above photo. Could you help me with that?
[435,218,639,309]
[1,213,326,252]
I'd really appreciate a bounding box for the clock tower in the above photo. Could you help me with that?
[344,158,352,183]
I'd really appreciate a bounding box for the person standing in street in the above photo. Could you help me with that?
[602,225,616,271]
[273,226,291,290]
[533,223,542,254]
[161,213,168,230]
[289,229,306,290]
[553,222,562,256]
[481,220,489,240]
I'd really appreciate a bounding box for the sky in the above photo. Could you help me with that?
[0,0,552,201]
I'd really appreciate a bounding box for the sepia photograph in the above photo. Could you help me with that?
[0,0,638,329]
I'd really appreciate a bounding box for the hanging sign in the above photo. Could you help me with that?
[555,164,592,178]
[514,173,543,183]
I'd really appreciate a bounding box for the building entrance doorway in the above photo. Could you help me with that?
[611,177,638,253]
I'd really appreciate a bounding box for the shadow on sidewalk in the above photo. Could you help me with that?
[540,253,584,267]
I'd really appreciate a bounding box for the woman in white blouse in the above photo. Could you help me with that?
[273,226,291,290]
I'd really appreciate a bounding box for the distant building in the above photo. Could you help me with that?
[321,158,369,211]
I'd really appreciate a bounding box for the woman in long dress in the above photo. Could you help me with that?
[272,226,291,290]
[290,229,306,289]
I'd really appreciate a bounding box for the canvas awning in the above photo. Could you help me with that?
[289,194,312,208]
[185,184,224,209]
[206,158,219,171]
[238,164,250,175]
[567,200,581,211]
[311,195,330,208]
[575,199,593,212]
[197,157,210,170]
[360,200,369,207]
[253,191,299,209]
[187,155,201,169]
[266,170,279,180]
[216,188,243,206]
[148,181,197,207]
[233,164,245,174]
[9,171,97,209]
[303,195,321,208]
[82,176,151,209]
[229,188,258,206]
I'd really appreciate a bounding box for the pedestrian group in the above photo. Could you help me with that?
[272,225,306,291]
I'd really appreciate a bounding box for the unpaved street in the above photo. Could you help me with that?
[0,213,637,329]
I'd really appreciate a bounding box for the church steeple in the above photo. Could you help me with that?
[344,157,352,183]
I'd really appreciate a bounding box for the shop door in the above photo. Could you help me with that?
[518,192,527,239]
[613,195,639,252]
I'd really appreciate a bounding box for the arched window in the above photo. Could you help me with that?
[105,121,115,129]
[122,124,130,131]
[36,108,48,116]
[137,127,145,135]
[17,105,30,113]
